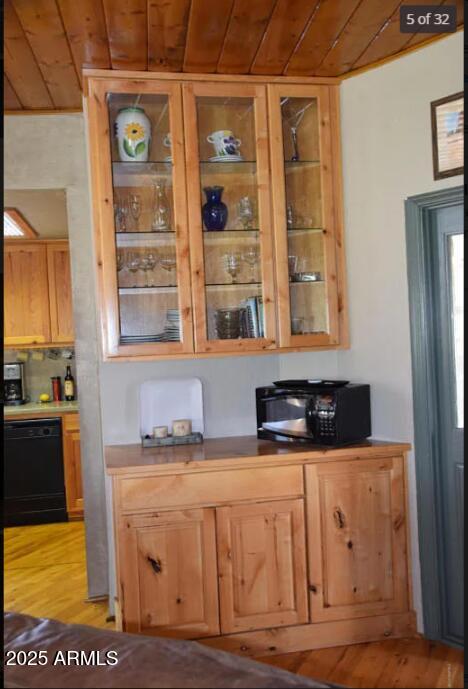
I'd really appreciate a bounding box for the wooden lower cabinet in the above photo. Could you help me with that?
[62,413,83,518]
[216,499,308,633]
[305,457,409,622]
[119,508,219,638]
[110,443,415,655]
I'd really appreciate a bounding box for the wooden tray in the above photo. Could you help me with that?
[141,432,203,448]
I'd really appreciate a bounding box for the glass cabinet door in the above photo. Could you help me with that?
[88,80,193,357]
[183,83,276,353]
[268,85,340,348]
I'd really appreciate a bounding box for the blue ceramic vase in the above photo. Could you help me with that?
[202,186,228,231]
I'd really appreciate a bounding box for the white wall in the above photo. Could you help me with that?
[100,355,280,444]
[337,32,463,630]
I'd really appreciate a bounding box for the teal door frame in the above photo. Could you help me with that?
[405,185,463,646]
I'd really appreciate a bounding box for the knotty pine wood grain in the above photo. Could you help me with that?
[56,0,111,83]
[11,0,82,108]
[4,0,54,109]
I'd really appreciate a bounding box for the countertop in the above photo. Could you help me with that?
[105,436,411,476]
[4,400,79,418]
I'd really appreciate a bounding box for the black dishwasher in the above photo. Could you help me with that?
[4,418,68,526]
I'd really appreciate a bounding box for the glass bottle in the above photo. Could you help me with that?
[152,179,171,231]
[64,365,75,401]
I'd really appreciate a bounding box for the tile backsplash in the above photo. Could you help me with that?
[4,349,78,402]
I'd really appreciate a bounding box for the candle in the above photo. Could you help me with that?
[172,419,192,437]
[153,426,168,438]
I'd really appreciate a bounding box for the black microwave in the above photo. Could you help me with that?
[256,380,371,446]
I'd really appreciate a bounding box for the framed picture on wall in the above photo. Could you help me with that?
[431,92,464,180]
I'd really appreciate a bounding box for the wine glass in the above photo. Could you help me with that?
[139,256,152,287]
[127,252,141,287]
[237,196,255,230]
[160,254,177,283]
[224,253,242,284]
[116,251,125,274]
[242,247,259,283]
[129,193,142,231]
[145,253,157,287]
[114,197,129,232]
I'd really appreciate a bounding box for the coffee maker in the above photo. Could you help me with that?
[4,363,28,406]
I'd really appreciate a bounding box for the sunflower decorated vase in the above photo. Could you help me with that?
[115,107,151,162]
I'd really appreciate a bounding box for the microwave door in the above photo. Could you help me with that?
[261,418,312,439]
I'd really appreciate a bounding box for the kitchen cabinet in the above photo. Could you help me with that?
[4,240,74,348]
[216,499,308,633]
[47,242,74,343]
[305,457,409,623]
[107,439,415,656]
[4,243,51,346]
[119,508,219,638]
[85,71,347,360]
[62,412,83,518]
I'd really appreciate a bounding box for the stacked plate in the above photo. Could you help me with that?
[163,309,181,341]
[209,154,244,163]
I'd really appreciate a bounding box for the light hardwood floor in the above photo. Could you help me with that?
[4,521,112,629]
[4,522,464,688]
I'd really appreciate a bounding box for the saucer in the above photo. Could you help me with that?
[164,156,172,163]
[209,154,244,162]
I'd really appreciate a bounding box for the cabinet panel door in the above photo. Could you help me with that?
[306,457,409,622]
[47,242,74,343]
[63,414,83,516]
[86,78,194,358]
[268,84,341,348]
[120,508,219,638]
[216,499,308,633]
[4,242,51,345]
[183,81,277,354]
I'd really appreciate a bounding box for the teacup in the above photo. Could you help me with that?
[163,133,171,149]
[207,130,242,157]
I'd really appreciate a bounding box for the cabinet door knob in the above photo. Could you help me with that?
[147,556,162,574]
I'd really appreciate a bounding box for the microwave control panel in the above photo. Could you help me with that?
[313,393,336,437]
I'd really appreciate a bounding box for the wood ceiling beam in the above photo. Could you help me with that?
[285,0,363,75]
[101,0,148,70]
[147,0,191,71]
[11,0,82,108]
[4,0,54,109]
[183,0,235,72]
[56,0,111,84]
[216,0,277,74]
[250,0,320,75]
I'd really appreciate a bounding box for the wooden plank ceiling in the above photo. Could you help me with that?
[4,0,464,111]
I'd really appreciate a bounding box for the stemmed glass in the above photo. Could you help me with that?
[127,252,141,287]
[139,256,152,287]
[129,194,142,232]
[114,197,129,232]
[160,254,177,284]
[237,196,255,230]
[224,253,242,284]
[242,247,259,283]
[145,253,157,287]
[116,251,125,276]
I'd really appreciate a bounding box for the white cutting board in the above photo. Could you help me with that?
[139,377,204,438]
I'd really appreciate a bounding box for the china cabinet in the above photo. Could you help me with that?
[85,72,347,360]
